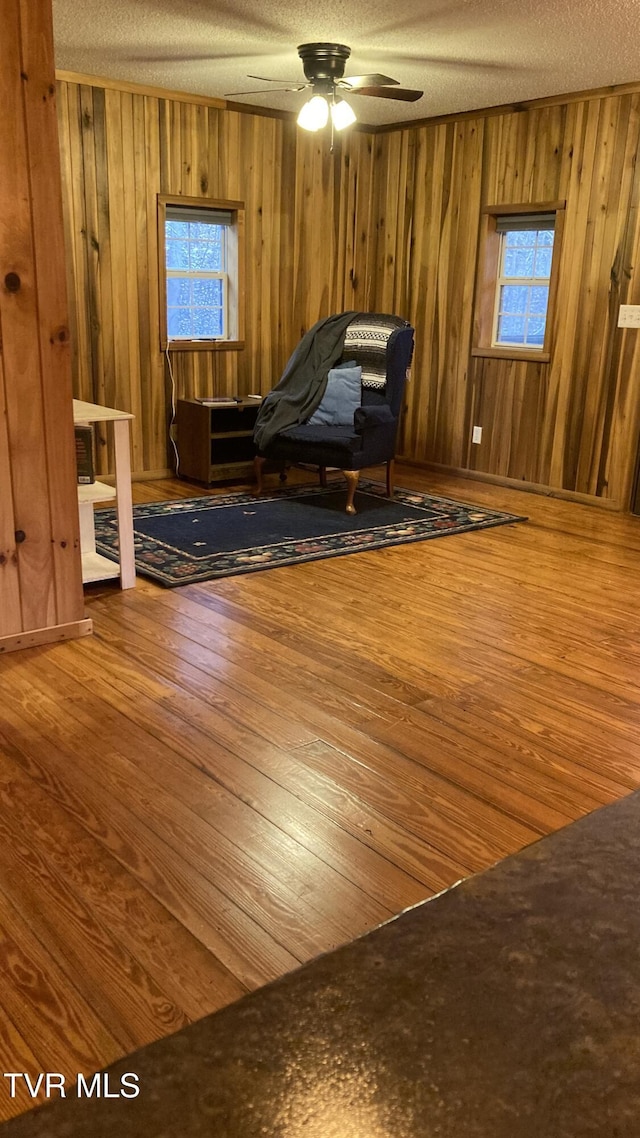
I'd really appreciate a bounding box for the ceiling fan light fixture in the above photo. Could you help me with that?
[297,94,329,131]
[330,97,357,130]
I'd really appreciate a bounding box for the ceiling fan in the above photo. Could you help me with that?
[225,42,423,130]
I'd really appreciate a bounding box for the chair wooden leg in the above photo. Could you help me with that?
[254,454,266,495]
[386,458,395,497]
[319,466,327,488]
[343,470,360,514]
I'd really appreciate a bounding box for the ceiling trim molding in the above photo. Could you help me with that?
[55,69,640,133]
[373,78,640,133]
[55,69,227,108]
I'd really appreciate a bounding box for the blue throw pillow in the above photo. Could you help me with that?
[308,363,362,426]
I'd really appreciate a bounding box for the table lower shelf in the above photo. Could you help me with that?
[81,550,120,584]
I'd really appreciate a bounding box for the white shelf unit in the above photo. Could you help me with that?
[73,401,136,589]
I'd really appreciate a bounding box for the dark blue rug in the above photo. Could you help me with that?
[94,479,526,587]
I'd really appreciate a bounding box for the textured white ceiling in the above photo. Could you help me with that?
[52,0,640,126]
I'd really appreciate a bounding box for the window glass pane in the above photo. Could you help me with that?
[492,222,555,349]
[166,220,189,238]
[533,247,552,277]
[497,315,526,344]
[504,248,535,277]
[500,285,528,314]
[189,222,220,241]
[529,286,549,314]
[166,240,190,270]
[167,278,191,306]
[505,230,535,247]
[164,209,234,341]
[189,241,222,271]
[167,308,193,338]
[191,279,214,306]
[193,309,223,337]
[525,318,546,345]
[191,279,223,306]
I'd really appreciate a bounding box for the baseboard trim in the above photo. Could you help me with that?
[0,617,93,655]
[98,468,173,485]
[400,459,623,511]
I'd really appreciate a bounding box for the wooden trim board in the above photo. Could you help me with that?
[0,618,93,655]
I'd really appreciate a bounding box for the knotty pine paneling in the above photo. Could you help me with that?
[375,118,485,470]
[0,0,87,650]
[57,79,380,477]
[380,93,640,507]
[58,75,640,505]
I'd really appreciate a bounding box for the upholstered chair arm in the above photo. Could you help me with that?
[353,404,396,432]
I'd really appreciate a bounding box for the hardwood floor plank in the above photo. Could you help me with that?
[185,584,468,700]
[95,592,427,724]
[0,1014,46,1120]
[141,587,433,707]
[2,658,391,958]
[18,651,429,914]
[90,603,400,732]
[36,622,465,897]
[48,626,472,894]
[0,705,300,991]
[460,670,640,787]
[0,889,122,1075]
[90,613,321,751]
[0,743,246,1020]
[0,765,192,1051]
[1,466,639,1122]
[370,704,602,826]
[412,690,625,808]
[292,736,539,870]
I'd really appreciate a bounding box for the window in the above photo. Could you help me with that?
[493,217,555,349]
[473,202,564,362]
[166,211,227,339]
[158,196,244,351]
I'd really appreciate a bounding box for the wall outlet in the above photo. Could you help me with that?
[472,425,483,444]
[618,305,640,328]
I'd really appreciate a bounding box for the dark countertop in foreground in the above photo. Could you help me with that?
[4,791,640,1137]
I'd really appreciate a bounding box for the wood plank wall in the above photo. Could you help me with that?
[375,96,640,507]
[57,75,640,506]
[0,0,87,651]
[56,80,381,477]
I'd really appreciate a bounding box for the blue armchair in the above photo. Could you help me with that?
[253,314,414,514]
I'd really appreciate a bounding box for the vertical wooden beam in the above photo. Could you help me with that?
[0,342,22,633]
[0,0,89,649]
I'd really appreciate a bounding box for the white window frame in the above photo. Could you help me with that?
[166,263,228,343]
[158,195,245,352]
[492,224,554,351]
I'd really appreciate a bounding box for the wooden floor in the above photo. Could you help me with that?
[1,465,640,1120]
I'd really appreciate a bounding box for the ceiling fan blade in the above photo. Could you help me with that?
[339,73,399,89]
[224,86,305,96]
[247,74,305,84]
[348,86,423,102]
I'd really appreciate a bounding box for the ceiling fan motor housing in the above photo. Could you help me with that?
[297,43,351,91]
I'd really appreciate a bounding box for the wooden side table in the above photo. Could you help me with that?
[73,400,136,589]
[176,398,263,484]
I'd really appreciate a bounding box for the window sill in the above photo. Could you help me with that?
[164,340,245,353]
[471,346,550,363]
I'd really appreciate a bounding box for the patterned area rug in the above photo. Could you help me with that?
[94,480,527,587]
